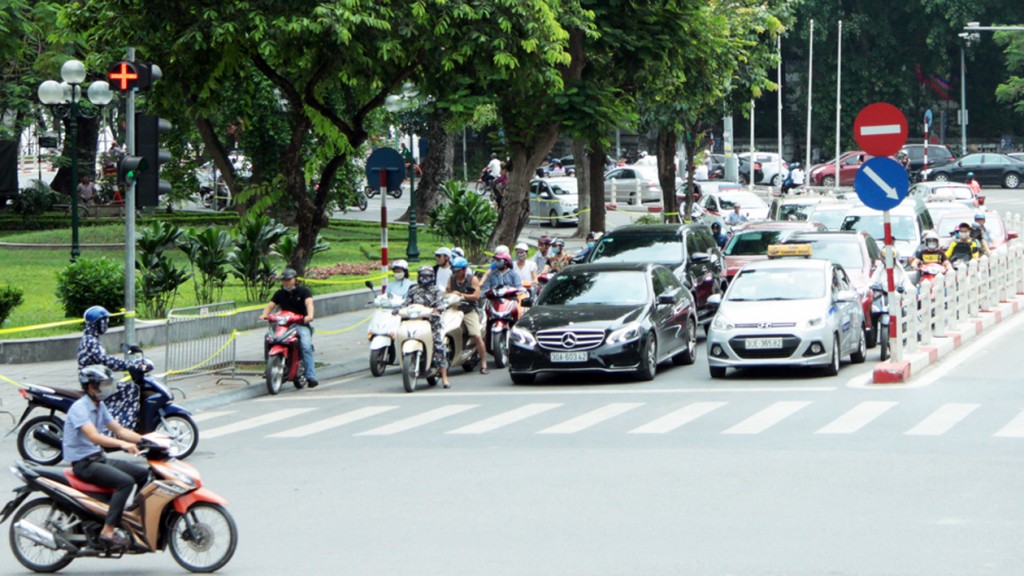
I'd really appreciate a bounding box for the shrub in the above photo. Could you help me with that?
[429,180,497,262]
[229,215,289,302]
[631,213,663,225]
[180,228,237,305]
[0,284,24,326]
[136,221,191,318]
[12,180,60,216]
[55,257,127,322]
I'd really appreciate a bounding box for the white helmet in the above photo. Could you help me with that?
[495,244,509,255]
[434,247,452,258]
[515,242,529,253]
[392,259,409,272]
[452,247,465,259]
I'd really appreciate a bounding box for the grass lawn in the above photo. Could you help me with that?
[0,219,446,339]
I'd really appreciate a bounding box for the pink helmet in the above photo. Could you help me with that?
[493,252,513,266]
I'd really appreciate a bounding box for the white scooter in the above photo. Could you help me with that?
[365,281,403,377]
[395,293,480,393]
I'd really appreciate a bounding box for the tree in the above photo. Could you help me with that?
[995,30,1024,117]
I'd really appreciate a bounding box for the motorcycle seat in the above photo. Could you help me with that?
[50,386,85,400]
[34,467,116,494]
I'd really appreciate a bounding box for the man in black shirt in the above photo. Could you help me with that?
[258,268,318,387]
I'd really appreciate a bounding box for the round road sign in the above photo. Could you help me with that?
[853,103,908,158]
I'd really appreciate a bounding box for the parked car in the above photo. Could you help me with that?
[738,152,789,186]
[723,221,828,282]
[783,231,883,348]
[603,164,680,205]
[899,143,956,181]
[529,177,579,227]
[699,190,771,227]
[808,151,871,187]
[840,202,935,265]
[922,152,1024,189]
[508,263,699,384]
[908,181,979,207]
[587,224,725,326]
[710,155,764,185]
[706,246,867,378]
[1009,153,1024,163]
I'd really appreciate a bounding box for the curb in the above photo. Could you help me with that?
[873,294,1024,384]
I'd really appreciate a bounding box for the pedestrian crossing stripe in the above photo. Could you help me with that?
[190,402,1024,440]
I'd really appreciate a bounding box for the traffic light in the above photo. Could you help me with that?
[117,155,147,186]
[135,113,172,207]
[107,61,163,92]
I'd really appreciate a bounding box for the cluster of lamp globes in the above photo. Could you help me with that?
[37,59,114,108]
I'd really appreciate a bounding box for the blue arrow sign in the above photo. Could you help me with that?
[365,147,406,193]
[854,157,909,211]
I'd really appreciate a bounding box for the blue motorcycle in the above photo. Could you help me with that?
[12,350,198,465]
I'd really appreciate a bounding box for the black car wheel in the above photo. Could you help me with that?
[1003,173,1020,189]
[866,317,879,349]
[824,334,841,376]
[672,317,698,366]
[637,335,657,381]
[850,326,867,364]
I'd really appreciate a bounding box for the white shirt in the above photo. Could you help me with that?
[791,167,805,185]
[694,164,709,180]
[435,266,453,291]
[487,158,502,178]
[514,259,538,283]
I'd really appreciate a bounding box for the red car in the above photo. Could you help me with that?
[722,221,828,282]
[808,151,872,187]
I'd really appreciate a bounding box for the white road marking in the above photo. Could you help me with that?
[447,403,562,434]
[190,410,235,423]
[267,406,398,438]
[202,408,316,439]
[356,405,477,436]
[860,124,902,136]
[815,401,898,434]
[993,409,1024,438]
[628,402,727,434]
[253,386,837,401]
[862,166,899,199]
[538,403,644,434]
[905,403,980,436]
[723,401,812,434]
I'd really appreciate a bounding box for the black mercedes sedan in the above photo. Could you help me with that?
[508,262,698,384]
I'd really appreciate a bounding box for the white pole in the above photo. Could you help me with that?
[834,20,842,189]
[805,19,814,172]
[960,44,968,156]
[777,35,783,189]
[124,47,136,345]
[749,99,755,190]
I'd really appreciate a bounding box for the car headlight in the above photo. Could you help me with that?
[511,327,537,349]
[607,322,642,345]
[801,316,824,328]
[711,315,734,331]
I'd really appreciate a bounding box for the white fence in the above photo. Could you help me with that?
[889,212,1024,362]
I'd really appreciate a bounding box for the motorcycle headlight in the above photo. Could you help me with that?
[607,322,642,345]
[711,315,734,331]
[511,327,537,349]
[801,316,824,328]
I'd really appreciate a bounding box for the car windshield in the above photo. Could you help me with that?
[841,214,917,241]
[718,192,768,211]
[727,268,826,301]
[936,215,1004,239]
[778,203,815,221]
[807,206,850,230]
[537,271,648,306]
[549,182,577,195]
[725,230,795,256]
[793,239,865,271]
[590,233,683,265]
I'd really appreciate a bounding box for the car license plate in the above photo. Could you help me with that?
[745,338,783,350]
[550,351,588,362]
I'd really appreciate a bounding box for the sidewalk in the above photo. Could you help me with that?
[0,308,380,431]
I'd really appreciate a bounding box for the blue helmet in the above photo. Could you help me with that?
[83,306,111,334]
[451,257,469,270]
[967,172,975,179]
[975,212,986,221]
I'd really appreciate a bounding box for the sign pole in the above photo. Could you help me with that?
[883,209,901,362]
[834,20,842,190]
[379,169,388,295]
[923,111,930,176]
[124,46,137,347]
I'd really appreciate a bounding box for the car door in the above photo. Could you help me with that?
[980,154,1008,186]
[529,181,541,218]
[832,265,858,352]
[840,153,865,186]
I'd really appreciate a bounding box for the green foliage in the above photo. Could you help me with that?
[429,180,497,261]
[234,174,288,220]
[136,221,191,318]
[54,257,127,321]
[631,213,663,226]
[0,284,24,326]
[180,228,237,305]
[229,215,289,302]
[273,233,330,271]
[995,30,1024,116]
[12,180,60,216]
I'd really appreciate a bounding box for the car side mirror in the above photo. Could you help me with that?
[657,294,676,306]
[836,289,858,303]
[522,297,534,308]
[539,192,552,200]
[707,293,722,308]
[690,252,711,264]
[1009,231,1019,241]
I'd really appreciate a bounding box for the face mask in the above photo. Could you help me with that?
[96,318,109,335]
[552,247,561,255]
[587,242,595,249]
[394,271,405,281]
[516,252,527,261]
[926,241,938,250]
[96,382,117,401]
[494,260,506,271]
[959,231,970,240]
[419,276,433,287]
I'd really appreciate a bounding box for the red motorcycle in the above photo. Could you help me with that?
[263,311,309,395]
[484,286,524,369]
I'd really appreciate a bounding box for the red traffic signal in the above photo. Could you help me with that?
[107,60,162,92]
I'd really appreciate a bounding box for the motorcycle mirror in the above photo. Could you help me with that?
[365,280,375,291]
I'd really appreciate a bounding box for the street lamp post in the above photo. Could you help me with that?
[385,83,423,263]
[38,60,113,262]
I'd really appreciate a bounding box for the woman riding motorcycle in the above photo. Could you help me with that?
[78,306,140,431]
[402,266,450,388]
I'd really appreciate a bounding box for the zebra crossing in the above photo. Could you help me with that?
[191,398,1024,442]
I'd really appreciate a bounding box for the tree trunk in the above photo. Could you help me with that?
[405,114,453,226]
[682,135,699,223]
[572,140,590,238]
[489,131,561,249]
[656,130,679,224]
[588,143,606,234]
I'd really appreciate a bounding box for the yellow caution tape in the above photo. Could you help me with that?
[299,272,389,286]
[314,312,375,335]
[0,374,27,389]
[529,208,591,221]
[164,330,239,376]
[0,309,134,335]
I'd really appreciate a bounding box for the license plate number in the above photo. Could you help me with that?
[550,351,588,362]
[745,338,783,350]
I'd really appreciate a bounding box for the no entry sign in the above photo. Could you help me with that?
[853,103,908,157]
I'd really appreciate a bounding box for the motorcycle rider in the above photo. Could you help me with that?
[710,222,729,249]
[782,162,804,194]
[541,238,572,274]
[966,172,981,196]
[572,231,602,264]
[386,259,413,299]
[513,242,539,287]
[973,212,993,250]
[914,231,952,273]
[481,252,523,294]
[404,266,450,388]
[79,306,140,431]
[433,247,453,291]
[258,268,318,387]
[447,257,489,375]
[945,222,983,265]
[64,366,148,548]
[531,235,552,271]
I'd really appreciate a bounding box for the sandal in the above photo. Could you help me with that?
[480,367,489,375]
[442,382,451,389]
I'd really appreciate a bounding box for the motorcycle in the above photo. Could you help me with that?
[870,283,891,361]
[364,183,403,199]
[394,294,479,393]
[263,310,309,395]
[365,281,403,377]
[13,350,199,466]
[484,286,524,369]
[0,435,237,573]
[916,262,947,287]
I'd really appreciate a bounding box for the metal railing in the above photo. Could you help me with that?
[165,302,242,383]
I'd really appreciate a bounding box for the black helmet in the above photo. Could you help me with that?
[417,266,435,287]
[79,365,114,391]
[280,268,298,280]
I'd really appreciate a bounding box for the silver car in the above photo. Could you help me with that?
[705,248,866,378]
[603,164,679,205]
[529,177,579,226]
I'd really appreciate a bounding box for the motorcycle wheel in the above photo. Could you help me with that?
[266,355,285,395]
[879,328,890,361]
[357,192,368,211]
[492,331,509,369]
[169,503,238,573]
[17,415,64,466]
[402,352,419,393]
[369,348,388,377]
[156,414,199,459]
[365,186,378,198]
[9,498,76,572]
[389,187,403,199]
